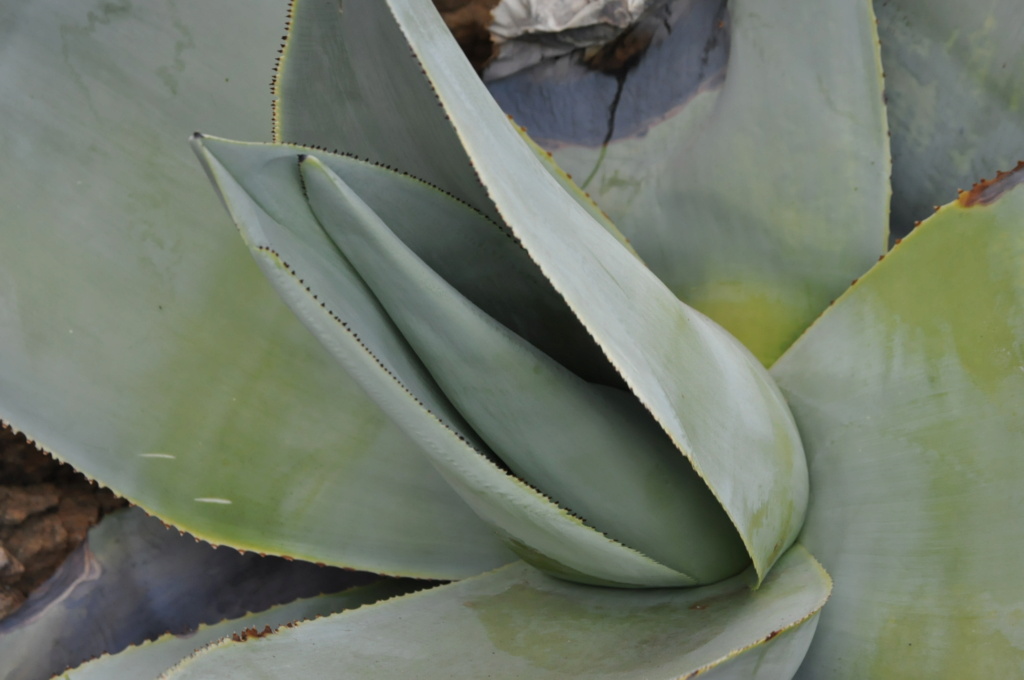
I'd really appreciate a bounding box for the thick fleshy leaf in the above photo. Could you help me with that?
[163,546,830,680]
[192,135,696,588]
[379,0,808,582]
[875,0,1024,235]
[299,154,747,583]
[58,581,420,680]
[772,166,1024,678]
[267,0,808,582]
[516,124,639,254]
[489,0,890,364]
[0,508,375,680]
[0,0,510,578]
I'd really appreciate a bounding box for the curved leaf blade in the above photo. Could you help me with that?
[163,546,830,680]
[374,0,808,583]
[192,136,692,588]
[772,167,1024,678]
[515,123,640,254]
[300,155,747,583]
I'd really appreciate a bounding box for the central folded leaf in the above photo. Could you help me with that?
[299,155,748,582]
[192,135,807,588]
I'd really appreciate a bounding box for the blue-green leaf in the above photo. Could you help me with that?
[192,135,692,587]
[163,546,831,680]
[248,0,810,584]
[773,166,1024,678]
[300,154,747,583]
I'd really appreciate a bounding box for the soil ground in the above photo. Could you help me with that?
[0,426,126,621]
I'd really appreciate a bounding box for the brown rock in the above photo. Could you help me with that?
[57,492,101,545]
[0,484,60,525]
[0,544,25,584]
[0,585,25,621]
[434,0,500,72]
[6,513,69,568]
[0,430,57,485]
[0,426,127,621]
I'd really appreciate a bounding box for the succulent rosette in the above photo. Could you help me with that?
[1,0,1022,678]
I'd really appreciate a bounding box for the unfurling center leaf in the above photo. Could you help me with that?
[192,134,807,588]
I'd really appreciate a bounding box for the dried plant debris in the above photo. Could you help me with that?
[434,0,501,72]
[432,0,659,78]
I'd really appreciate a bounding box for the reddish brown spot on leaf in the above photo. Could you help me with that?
[958,161,1024,207]
[232,624,275,642]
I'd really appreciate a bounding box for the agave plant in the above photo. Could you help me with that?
[0,0,1022,677]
